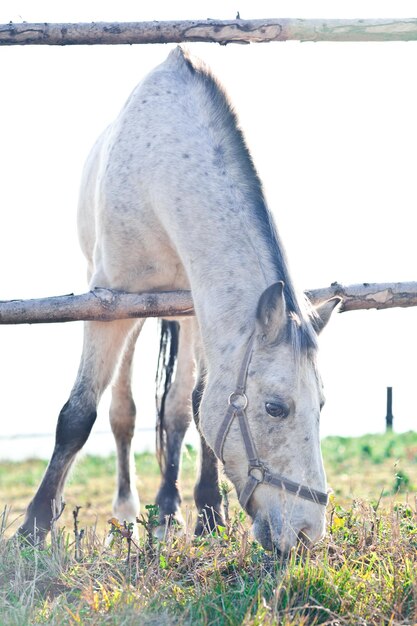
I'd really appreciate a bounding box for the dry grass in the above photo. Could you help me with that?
[1,432,417,625]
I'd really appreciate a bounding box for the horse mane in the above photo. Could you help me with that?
[173,47,317,353]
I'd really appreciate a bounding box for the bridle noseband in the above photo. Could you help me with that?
[213,333,329,511]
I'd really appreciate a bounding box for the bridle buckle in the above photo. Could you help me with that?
[228,391,248,410]
[248,461,267,484]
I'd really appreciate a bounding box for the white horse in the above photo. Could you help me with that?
[19,47,339,555]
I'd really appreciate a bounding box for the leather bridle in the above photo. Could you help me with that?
[213,333,329,511]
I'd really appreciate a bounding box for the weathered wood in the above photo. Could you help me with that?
[0,288,194,324]
[306,281,417,312]
[1,282,417,325]
[1,18,417,46]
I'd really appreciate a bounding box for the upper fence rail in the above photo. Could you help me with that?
[1,19,417,46]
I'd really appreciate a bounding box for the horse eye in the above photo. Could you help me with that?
[265,402,289,418]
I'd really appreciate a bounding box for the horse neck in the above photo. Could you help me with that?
[184,216,280,378]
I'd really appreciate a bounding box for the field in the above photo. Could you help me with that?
[1,431,417,625]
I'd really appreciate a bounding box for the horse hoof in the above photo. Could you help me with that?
[194,507,225,536]
[15,526,46,549]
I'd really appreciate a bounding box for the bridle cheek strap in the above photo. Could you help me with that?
[213,332,329,511]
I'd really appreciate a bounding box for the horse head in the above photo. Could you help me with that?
[201,282,340,555]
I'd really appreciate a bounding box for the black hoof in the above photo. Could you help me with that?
[194,506,225,536]
[16,524,47,548]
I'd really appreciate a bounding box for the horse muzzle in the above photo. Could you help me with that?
[252,506,325,555]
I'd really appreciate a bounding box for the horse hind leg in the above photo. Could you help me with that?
[154,318,194,537]
[18,318,139,543]
[109,320,144,526]
[155,318,225,537]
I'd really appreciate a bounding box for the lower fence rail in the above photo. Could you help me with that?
[1,281,417,324]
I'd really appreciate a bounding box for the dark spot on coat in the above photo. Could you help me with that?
[183,153,190,159]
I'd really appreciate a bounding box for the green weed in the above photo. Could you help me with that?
[1,432,417,624]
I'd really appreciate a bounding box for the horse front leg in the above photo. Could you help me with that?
[155,318,193,537]
[18,318,138,544]
[192,375,225,535]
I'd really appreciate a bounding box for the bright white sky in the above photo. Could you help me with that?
[0,1,416,459]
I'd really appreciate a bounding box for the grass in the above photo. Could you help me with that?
[0,445,199,539]
[323,431,417,499]
[1,431,417,625]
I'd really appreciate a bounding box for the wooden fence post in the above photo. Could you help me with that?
[386,386,393,431]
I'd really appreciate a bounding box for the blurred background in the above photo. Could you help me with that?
[1,0,416,460]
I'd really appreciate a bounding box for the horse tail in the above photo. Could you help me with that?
[155,319,180,472]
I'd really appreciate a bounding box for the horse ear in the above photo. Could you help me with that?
[256,281,287,342]
[313,297,342,334]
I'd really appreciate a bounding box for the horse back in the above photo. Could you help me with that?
[77,46,239,292]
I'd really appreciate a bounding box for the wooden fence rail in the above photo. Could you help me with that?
[1,19,417,46]
[1,282,417,324]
